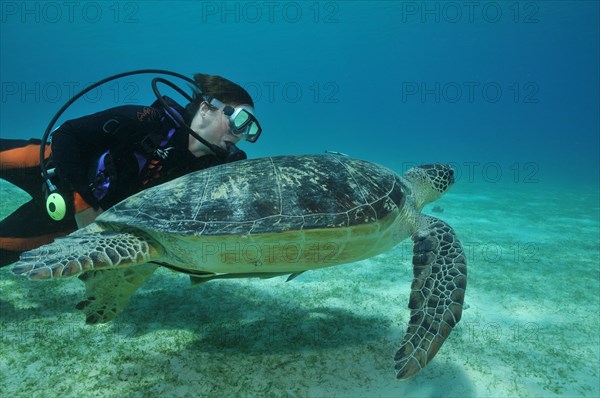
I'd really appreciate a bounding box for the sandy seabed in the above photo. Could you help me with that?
[1,177,598,397]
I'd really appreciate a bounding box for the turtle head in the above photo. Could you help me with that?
[404,164,454,209]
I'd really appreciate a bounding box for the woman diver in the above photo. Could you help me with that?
[0,71,262,267]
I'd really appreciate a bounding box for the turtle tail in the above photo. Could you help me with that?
[394,215,467,379]
[11,228,161,280]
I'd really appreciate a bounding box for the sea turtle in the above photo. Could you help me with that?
[11,155,467,379]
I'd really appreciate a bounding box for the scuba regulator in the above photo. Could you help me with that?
[41,69,244,221]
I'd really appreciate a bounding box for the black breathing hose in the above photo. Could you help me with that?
[39,69,226,183]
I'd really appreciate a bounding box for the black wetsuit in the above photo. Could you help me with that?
[0,97,244,267]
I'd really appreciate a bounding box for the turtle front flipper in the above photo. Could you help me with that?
[11,230,161,280]
[395,216,467,379]
[76,263,159,324]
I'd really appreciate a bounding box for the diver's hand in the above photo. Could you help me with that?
[224,141,247,162]
[75,206,104,228]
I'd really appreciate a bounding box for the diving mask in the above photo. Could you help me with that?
[206,97,262,143]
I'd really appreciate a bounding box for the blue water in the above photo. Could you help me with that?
[1,1,598,184]
[1,1,599,397]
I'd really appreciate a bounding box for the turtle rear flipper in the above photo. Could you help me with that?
[395,216,467,379]
[11,230,161,280]
[76,263,159,324]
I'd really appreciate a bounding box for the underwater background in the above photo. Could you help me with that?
[1,1,598,397]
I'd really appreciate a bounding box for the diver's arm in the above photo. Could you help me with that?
[51,116,110,207]
[50,105,160,208]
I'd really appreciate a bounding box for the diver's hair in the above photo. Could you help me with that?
[186,73,254,118]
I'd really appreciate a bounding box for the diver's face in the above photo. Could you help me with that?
[188,101,243,156]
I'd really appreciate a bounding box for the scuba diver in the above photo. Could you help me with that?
[0,71,262,267]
